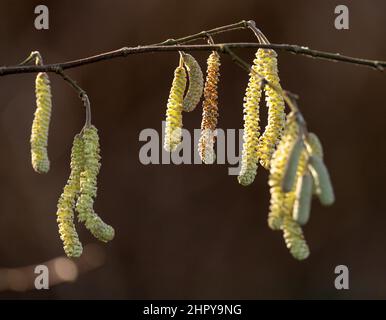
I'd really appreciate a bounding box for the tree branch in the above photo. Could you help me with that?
[0,42,384,77]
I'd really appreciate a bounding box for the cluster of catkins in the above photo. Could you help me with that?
[163,48,334,260]
[29,56,114,257]
[164,51,221,164]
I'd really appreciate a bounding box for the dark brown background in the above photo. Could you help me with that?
[0,0,385,299]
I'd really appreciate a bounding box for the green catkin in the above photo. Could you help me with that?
[306,132,324,158]
[182,53,204,112]
[238,51,264,186]
[293,171,313,226]
[75,126,115,242]
[282,214,310,260]
[308,156,335,206]
[257,49,286,169]
[31,72,52,173]
[198,51,221,164]
[282,138,304,193]
[164,63,187,152]
[56,135,84,258]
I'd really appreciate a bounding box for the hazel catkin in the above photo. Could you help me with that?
[257,49,286,169]
[292,171,313,226]
[182,53,204,112]
[56,134,84,258]
[31,72,52,173]
[238,52,264,186]
[164,63,187,152]
[282,214,310,260]
[308,156,335,206]
[198,51,221,164]
[75,125,115,242]
[281,138,304,193]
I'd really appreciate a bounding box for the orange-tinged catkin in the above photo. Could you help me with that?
[238,52,264,186]
[164,63,187,152]
[198,51,221,164]
[257,49,286,169]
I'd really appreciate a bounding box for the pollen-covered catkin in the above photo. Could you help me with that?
[182,53,204,112]
[293,171,313,225]
[282,214,310,260]
[257,49,286,169]
[31,72,52,173]
[75,126,114,242]
[198,51,221,164]
[238,52,264,186]
[56,134,84,258]
[308,156,335,206]
[164,64,187,152]
[268,115,300,229]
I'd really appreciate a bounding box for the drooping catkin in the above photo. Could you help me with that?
[268,114,300,229]
[198,51,221,164]
[282,138,304,192]
[182,53,204,112]
[293,171,313,225]
[238,52,264,186]
[56,134,84,258]
[282,215,310,260]
[31,72,52,173]
[75,126,114,242]
[164,63,187,152]
[308,156,335,206]
[306,132,324,159]
[257,49,286,169]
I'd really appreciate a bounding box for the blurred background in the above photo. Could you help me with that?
[0,0,385,299]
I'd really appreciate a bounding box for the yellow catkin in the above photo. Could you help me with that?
[31,72,52,173]
[182,53,204,112]
[293,171,313,226]
[268,115,299,229]
[308,156,335,206]
[198,51,221,164]
[282,215,310,260]
[282,138,304,192]
[257,49,286,169]
[164,64,187,152]
[75,126,115,242]
[56,135,84,258]
[238,52,264,186]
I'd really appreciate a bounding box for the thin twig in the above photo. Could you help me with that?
[54,67,91,126]
[0,42,384,77]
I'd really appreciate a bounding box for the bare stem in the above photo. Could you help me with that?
[54,68,91,127]
[0,42,384,77]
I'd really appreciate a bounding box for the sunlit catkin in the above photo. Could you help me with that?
[268,114,299,229]
[164,62,187,152]
[238,52,263,186]
[76,126,115,242]
[182,53,204,112]
[31,72,52,173]
[56,135,84,258]
[308,156,335,206]
[257,49,286,169]
[198,51,221,164]
[282,215,310,260]
[293,171,313,226]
